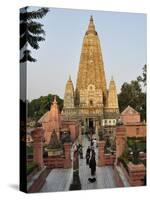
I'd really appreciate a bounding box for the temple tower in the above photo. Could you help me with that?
[102,77,119,130]
[107,77,119,110]
[74,16,108,134]
[75,16,107,107]
[63,16,119,134]
[64,76,74,109]
[63,76,75,119]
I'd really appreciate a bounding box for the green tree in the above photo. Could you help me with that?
[118,80,146,121]
[118,65,146,121]
[20,7,49,63]
[28,94,63,121]
[137,64,147,86]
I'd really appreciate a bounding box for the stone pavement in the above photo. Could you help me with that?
[79,135,117,190]
[41,135,118,192]
[40,168,73,192]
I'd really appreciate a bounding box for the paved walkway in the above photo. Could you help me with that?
[41,135,118,192]
[40,168,73,192]
[79,135,117,190]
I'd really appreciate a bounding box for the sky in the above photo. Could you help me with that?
[27,7,147,101]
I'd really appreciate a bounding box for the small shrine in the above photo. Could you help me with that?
[47,129,63,156]
[38,96,80,143]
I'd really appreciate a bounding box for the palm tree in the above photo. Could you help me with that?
[20,7,49,63]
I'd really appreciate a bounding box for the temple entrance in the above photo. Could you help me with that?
[87,118,95,135]
[89,118,93,129]
[84,118,95,135]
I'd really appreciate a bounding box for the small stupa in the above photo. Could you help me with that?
[47,129,63,156]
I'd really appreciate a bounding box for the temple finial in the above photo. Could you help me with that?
[90,15,93,21]
[69,75,71,81]
[87,15,95,32]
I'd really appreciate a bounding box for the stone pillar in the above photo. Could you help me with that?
[115,126,126,164]
[98,141,106,166]
[31,128,44,169]
[64,143,72,168]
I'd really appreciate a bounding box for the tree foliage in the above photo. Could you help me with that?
[118,65,146,121]
[28,94,63,121]
[137,64,147,86]
[20,7,49,63]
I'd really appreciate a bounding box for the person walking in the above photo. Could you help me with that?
[93,138,97,150]
[89,152,96,176]
[78,143,83,159]
[90,138,94,147]
[86,146,91,165]
[91,149,96,157]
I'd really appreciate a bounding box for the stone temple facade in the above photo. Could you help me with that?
[63,16,119,135]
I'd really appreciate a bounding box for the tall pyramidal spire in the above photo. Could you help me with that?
[107,77,119,109]
[64,76,74,108]
[87,16,96,33]
[76,16,107,105]
[62,16,119,135]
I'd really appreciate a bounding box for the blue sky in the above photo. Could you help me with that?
[27,7,146,101]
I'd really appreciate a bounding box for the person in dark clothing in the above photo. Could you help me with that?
[90,139,94,147]
[89,154,96,176]
[91,149,96,157]
[78,144,83,159]
[86,146,91,165]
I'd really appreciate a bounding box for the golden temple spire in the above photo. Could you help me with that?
[64,76,74,109]
[76,16,107,105]
[107,77,119,109]
[87,15,96,34]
